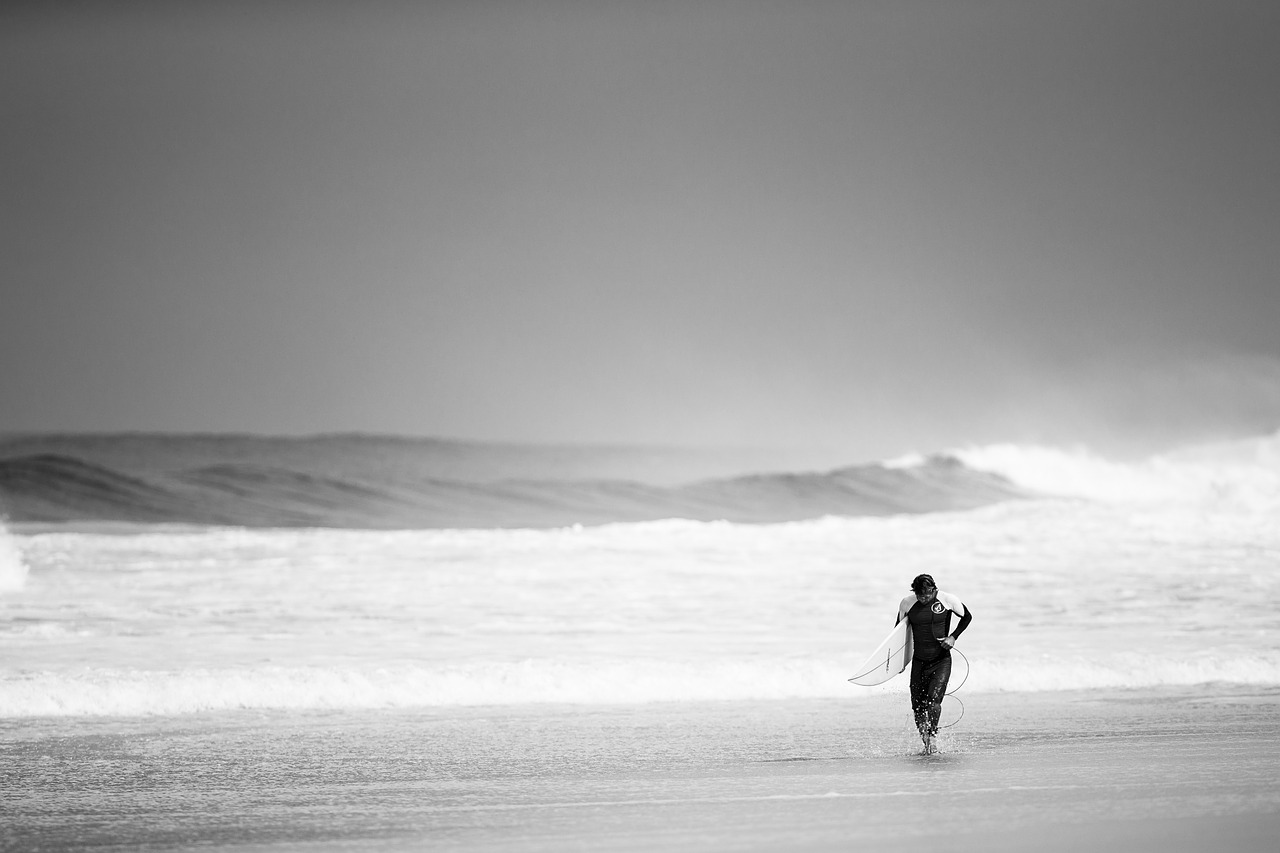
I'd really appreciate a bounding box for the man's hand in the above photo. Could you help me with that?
[940,635,955,649]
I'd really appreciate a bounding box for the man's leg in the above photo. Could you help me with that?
[924,654,953,741]
[909,659,930,743]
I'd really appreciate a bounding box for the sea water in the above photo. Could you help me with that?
[1,438,1279,717]
[3,438,1280,851]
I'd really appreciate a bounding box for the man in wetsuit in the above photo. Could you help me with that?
[897,573,972,754]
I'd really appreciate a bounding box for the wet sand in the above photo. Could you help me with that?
[3,686,1279,852]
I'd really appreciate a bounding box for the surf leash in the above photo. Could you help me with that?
[939,646,969,729]
[946,646,969,695]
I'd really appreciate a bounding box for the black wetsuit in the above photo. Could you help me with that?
[900,594,972,739]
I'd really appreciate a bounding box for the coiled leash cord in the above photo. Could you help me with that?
[939,646,969,729]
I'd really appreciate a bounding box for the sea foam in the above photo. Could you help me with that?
[0,522,28,592]
[6,651,1280,717]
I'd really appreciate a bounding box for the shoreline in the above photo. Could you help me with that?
[4,685,1279,851]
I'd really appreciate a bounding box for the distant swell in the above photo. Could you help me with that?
[0,450,1027,529]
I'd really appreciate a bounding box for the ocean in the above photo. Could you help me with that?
[2,434,1279,850]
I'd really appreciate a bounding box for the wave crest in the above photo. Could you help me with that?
[0,451,1027,528]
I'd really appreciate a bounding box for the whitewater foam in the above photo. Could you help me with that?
[952,432,1280,508]
[0,522,29,592]
[7,651,1280,717]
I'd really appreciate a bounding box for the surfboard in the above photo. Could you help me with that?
[848,619,912,685]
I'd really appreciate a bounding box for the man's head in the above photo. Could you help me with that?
[911,573,937,604]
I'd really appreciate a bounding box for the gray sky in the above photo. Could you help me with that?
[4,0,1279,462]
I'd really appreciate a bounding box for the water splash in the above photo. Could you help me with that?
[0,521,29,593]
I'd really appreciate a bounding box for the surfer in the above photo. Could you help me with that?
[897,574,971,754]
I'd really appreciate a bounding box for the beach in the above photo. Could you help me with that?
[5,687,1279,852]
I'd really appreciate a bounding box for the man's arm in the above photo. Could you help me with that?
[941,604,972,648]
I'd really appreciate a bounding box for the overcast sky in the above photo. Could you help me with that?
[3,0,1278,461]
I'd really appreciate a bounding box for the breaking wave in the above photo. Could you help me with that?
[952,431,1280,509]
[6,431,1277,528]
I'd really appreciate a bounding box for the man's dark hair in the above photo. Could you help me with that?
[911,574,936,593]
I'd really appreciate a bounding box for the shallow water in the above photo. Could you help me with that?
[4,687,1279,852]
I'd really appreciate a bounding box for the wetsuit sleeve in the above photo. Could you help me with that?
[951,605,972,640]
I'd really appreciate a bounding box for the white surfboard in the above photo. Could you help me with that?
[848,619,912,685]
